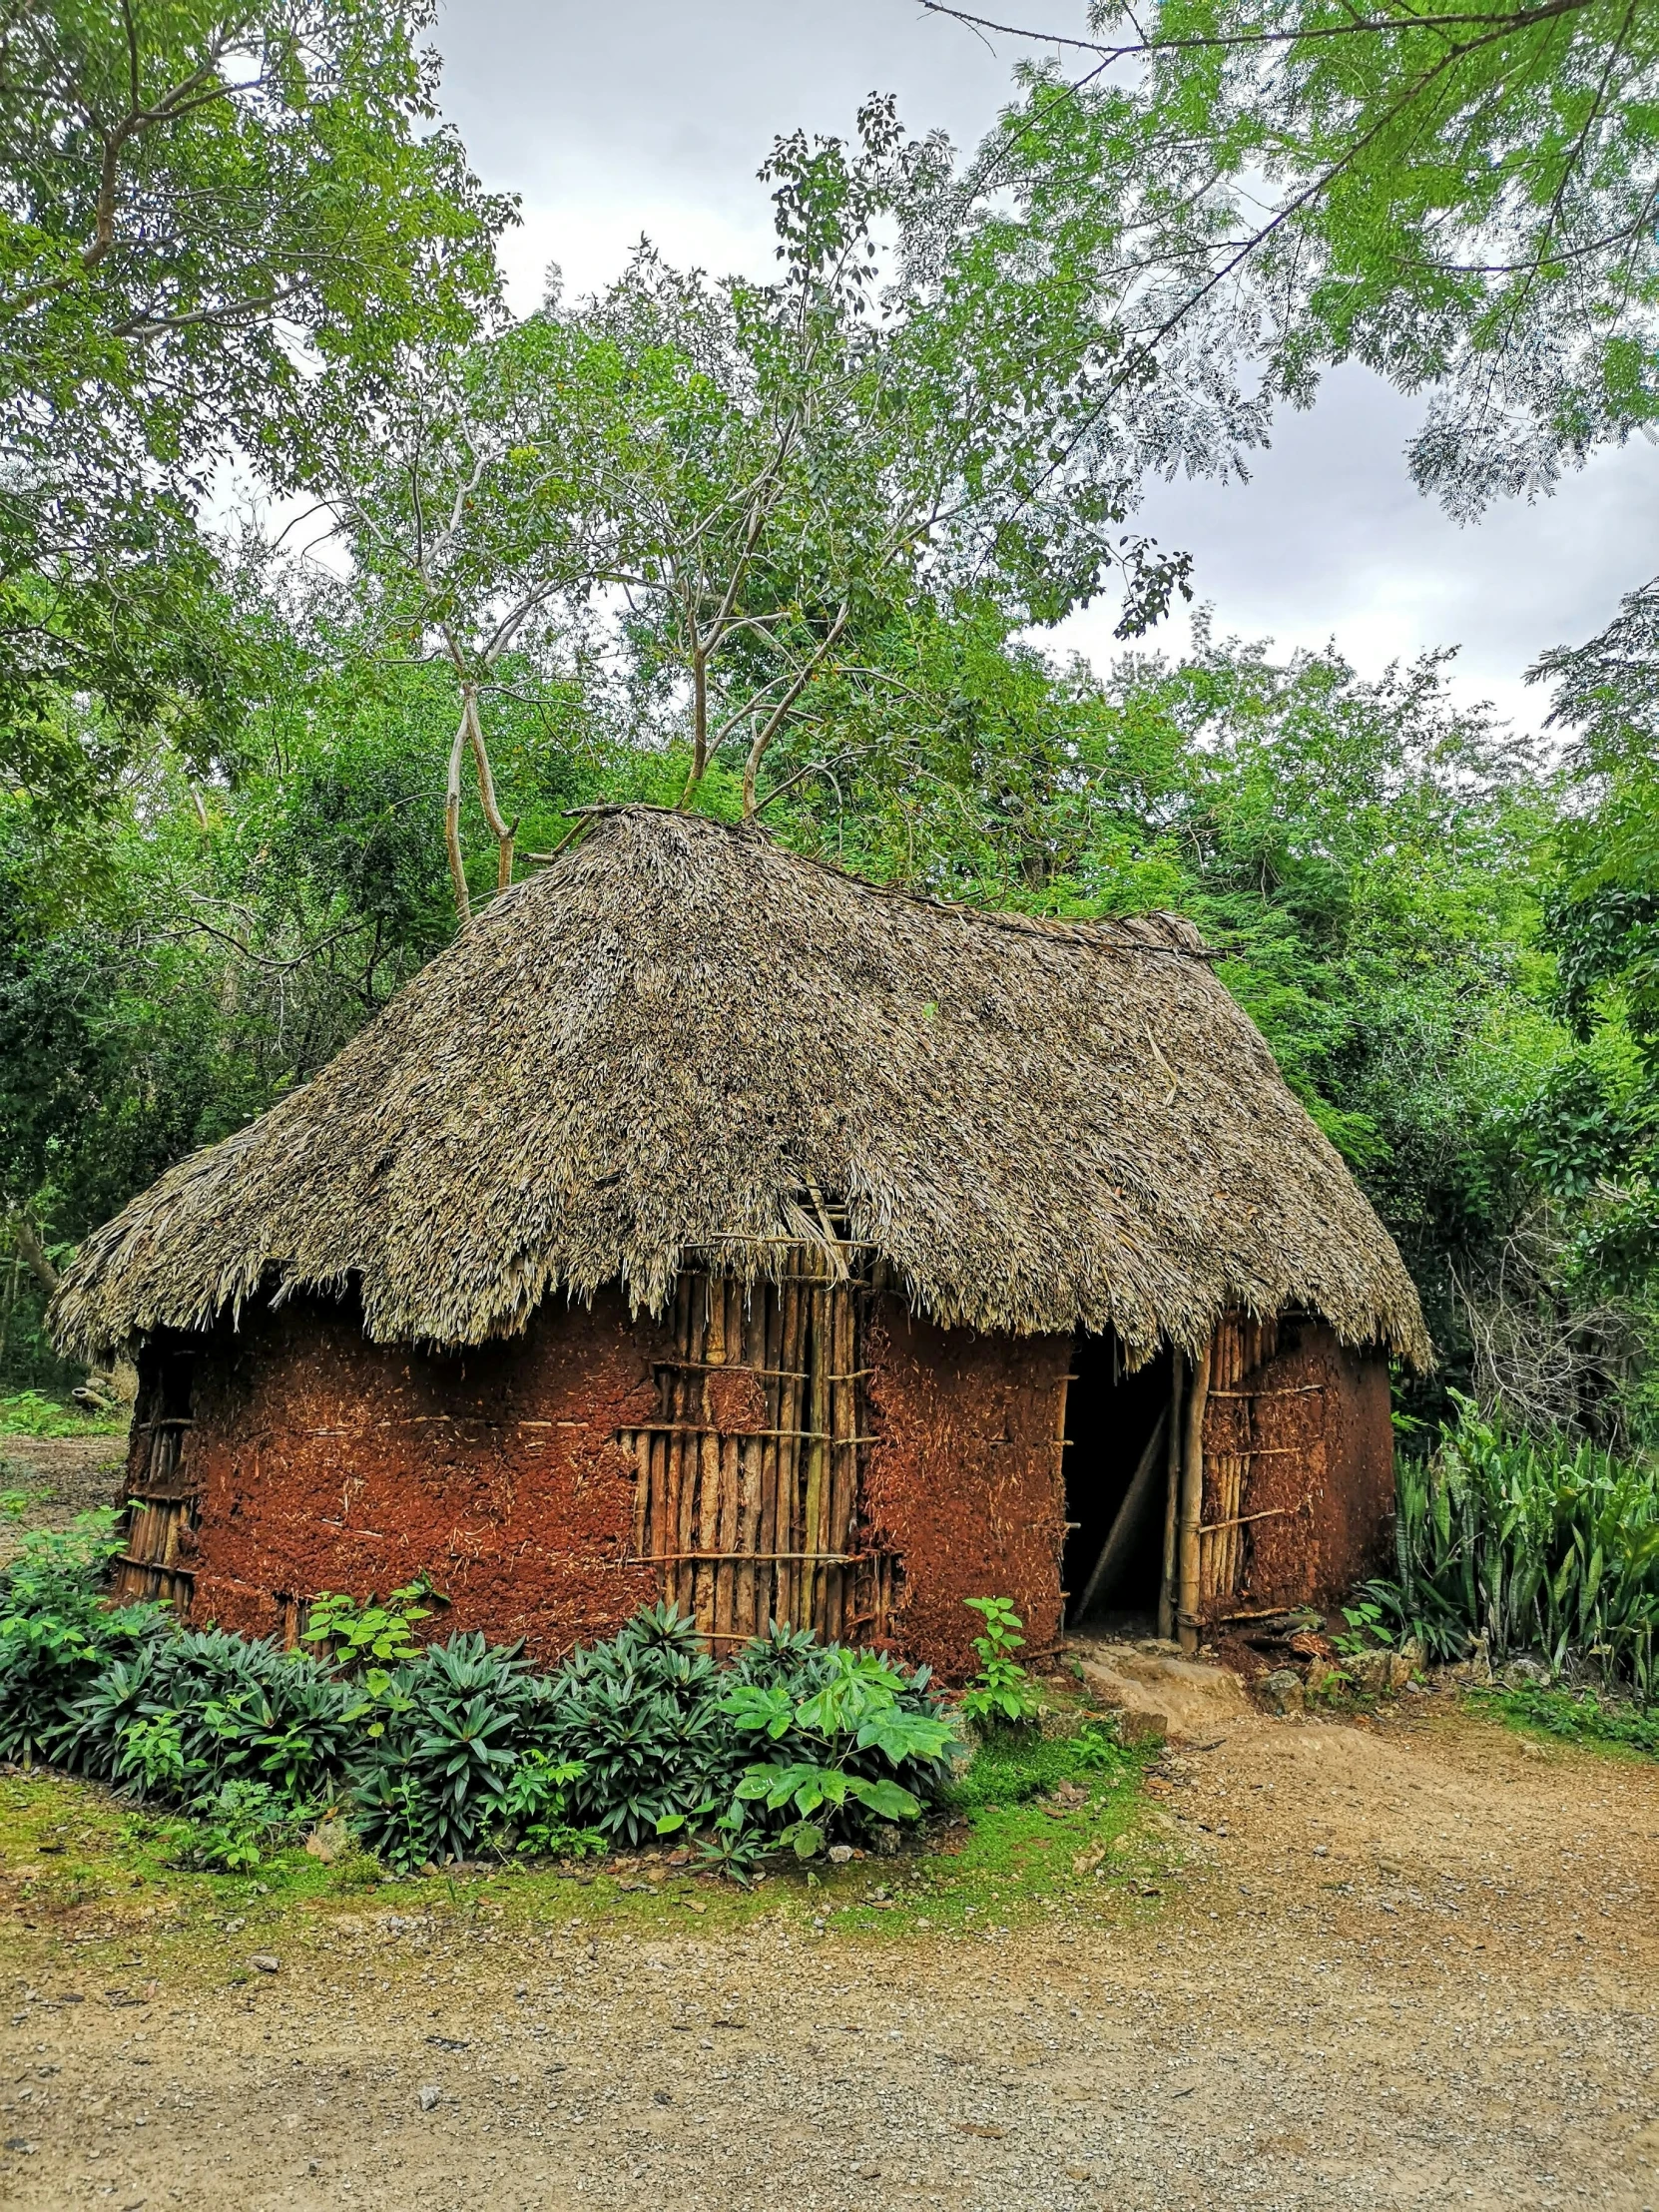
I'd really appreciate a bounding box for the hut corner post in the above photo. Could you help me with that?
[1176,1338,1213,1656]
[1157,1353,1185,1641]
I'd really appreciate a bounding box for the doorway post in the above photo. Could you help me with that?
[1157,1354,1184,1640]
[1177,1336,1213,1655]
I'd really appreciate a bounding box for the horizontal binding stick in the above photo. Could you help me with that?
[627,1549,867,1566]
[1195,1505,1299,1533]
[1207,1384,1327,1398]
[621,1423,879,1444]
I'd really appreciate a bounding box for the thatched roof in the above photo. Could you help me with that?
[52,806,1429,1368]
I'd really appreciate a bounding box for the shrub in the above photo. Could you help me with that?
[1365,1396,1659,1693]
[347,1633,560,1870]
[0,1549,960,1875]
[0,1513,163,1765]
[546,1603,733,1849]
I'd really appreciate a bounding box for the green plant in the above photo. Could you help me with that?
[117,1713,187,1799]
[0,1390,124,1438]
[347,1633,556,1871]
[0,1512,163,1764]
[959,1596,1040,1727]
[174,1780,291,1874]
[499,1750,602,1858]
[1333,1601,1395,1657]
[721,1644,959,1857]
[547,1604,732,1849]
[1472,1683,1659,1758]
[0,1485,49,1521]
[303,1576,440,1686]
[1366,1397,1659,1692]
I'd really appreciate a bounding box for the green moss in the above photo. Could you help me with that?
[0,1713,1167,1989]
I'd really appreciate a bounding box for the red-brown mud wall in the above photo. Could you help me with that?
[860,1301,1071,1679]
[177,1292,671,1665]
[1203,1320,1393,1621]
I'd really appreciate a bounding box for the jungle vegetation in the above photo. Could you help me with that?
[2,0,1656,1483]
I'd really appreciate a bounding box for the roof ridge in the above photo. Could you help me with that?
[556,804,1218,960]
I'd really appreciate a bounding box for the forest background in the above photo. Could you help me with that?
[2,0,1656,1463]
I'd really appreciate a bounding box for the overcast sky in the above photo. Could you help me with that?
[432,0,1657,730]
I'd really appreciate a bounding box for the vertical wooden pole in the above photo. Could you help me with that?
[1177,1337,1213,1656]
[757,1279,783,1634]
[801,1260,830,1637]
[1158,1352,1185,1641]
[776,1273,807,1630]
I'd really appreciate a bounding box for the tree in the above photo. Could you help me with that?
[920,0,1659,515]
[328,96,1205,922]
[0,0,510,804]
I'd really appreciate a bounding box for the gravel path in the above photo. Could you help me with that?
[3,1698,1655,2211]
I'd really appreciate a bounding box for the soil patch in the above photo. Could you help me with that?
[1,1695,1653,2210]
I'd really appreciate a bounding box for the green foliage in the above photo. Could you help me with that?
[1365,1398,1659,1691]
[0,0,509,809]
[961,1,1659,515]
[959,1595,1041,1728]
[1472,1682,1659,1759]
[171,1779,292,1875]
[302,1575,441,1706]
[0,1510,161,1762]
[722,1643,959,1858]
[0,1389,123,1438]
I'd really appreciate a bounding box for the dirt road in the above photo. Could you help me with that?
[3,1697,1655,2212]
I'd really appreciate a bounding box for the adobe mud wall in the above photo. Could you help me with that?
[1200,1319,1392,1621]
[860,1302,1072,1679]
[175,1291,671,1665]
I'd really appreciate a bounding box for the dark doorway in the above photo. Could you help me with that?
[1062,1337,1173,1630]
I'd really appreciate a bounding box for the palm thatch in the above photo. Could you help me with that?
[52,806,1429,1368]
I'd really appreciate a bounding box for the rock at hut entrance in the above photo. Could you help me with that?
[1069,1638,1250,1741]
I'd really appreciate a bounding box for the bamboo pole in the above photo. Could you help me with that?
[1177,1337,1213,1655]
[1158,1355,1185,1640]
[756,1279,784,1632]
[776,1272,807,1630]
[801,1264,830,1636]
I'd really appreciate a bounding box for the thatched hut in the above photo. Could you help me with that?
[53,807,1427,1674]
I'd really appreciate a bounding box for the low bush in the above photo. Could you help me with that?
[1363,1397,1659,1694]
[0,1518,962,1875]
[0,1513,162,1764]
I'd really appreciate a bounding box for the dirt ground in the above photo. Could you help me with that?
[0,1434,127,1563]
[2,1692,1655,2212]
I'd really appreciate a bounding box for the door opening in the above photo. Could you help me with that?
[1062,1336,1173,1631]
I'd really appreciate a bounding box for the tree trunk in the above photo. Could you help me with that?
[8,1212,60,1297]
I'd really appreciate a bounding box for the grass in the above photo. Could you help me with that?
[1468,1682,1659,1760]
[0,1389,127,1439]
[0,1708,1165,1995]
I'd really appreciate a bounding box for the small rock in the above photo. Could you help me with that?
[653,2088,673,2106]
[1064,2167,1092,2184]
[248,1953,279,1974]
[418,2084,441,2112]
[828,1844,853,1864]
[4,2138,38,2154]
[856,2164,881,2180]
[1504,1656,1552,1689]
[1257,1667,1305,1716]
